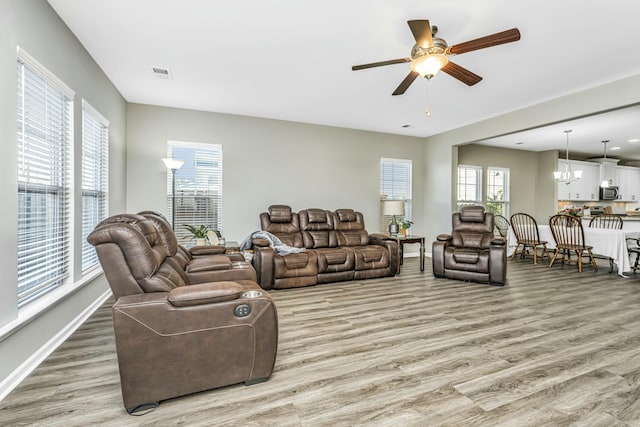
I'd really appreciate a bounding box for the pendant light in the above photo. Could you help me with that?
[553,130,582,184]
[600,140,610,187]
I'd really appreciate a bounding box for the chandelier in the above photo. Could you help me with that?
[553,130,582,184]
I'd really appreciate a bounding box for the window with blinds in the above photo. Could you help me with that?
[167,141,223,245]
[17,48,74,305]
[457,165,482,210]
[486,167,510,217]
[379,158,412,232]
[81,100,109,272]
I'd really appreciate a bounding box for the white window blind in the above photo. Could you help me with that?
[81,100,109,272]
[167,141,223,245]
[17,48,74,305]
[457,165,482,210]
[380,158,412,232]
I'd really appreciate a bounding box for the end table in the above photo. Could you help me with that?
[395,234,425,272]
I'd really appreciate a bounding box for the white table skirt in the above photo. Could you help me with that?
[508,225,640,275]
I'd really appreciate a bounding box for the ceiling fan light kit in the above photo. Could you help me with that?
[410,53,449,79]
[352,19,521,114]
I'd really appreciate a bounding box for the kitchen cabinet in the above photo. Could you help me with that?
[557,160,599,201]
[617,166,640,202]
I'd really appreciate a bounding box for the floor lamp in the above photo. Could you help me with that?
[161,157,185,229]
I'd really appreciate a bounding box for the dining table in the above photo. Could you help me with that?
[507,224,640,277]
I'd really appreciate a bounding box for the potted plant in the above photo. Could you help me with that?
[398,218,413,237]
[183,224,210,246]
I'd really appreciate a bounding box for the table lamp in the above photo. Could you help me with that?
[383,200,405,235]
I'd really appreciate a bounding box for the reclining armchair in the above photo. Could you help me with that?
[87,214,278,413]
[432,206,507,286]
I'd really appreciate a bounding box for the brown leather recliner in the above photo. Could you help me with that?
[87,214,278,414]
[136,211,254,283]
[432,206,507,286]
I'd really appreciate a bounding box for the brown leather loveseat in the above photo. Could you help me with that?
[432,205,507,286]
[88,213,278,413]
[251,205,399,290]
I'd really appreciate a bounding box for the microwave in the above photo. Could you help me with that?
[599,186,620,200]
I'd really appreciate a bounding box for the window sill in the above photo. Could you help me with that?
[0,268,105,342]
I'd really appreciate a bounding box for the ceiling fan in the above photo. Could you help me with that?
[352,20,521,95]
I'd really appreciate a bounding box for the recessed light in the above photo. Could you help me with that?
[628,138,640,143]
[610,146,621,150]
[515,141,524,145]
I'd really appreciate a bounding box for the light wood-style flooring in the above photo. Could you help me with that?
[2,257,640,426]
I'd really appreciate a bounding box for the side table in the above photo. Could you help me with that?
[395,234,425,272]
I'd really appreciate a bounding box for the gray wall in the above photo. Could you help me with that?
[0,0,126,391]
[457,144,559,222]
[126,104,426,242]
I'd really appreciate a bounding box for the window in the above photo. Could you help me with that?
[81,100,109,272]
[486,167,510,217]
[167,141,222,244]
[457,165,482,210]
[17,48,74,305]
[380,158,412,232]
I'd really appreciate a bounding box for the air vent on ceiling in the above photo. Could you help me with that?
[152,67,172,80]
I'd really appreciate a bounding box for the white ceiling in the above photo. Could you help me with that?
[47,0,640,160]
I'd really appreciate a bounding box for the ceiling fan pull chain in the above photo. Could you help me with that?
[425,81,431,117]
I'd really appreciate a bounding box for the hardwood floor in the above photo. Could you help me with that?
[2,257,640,426]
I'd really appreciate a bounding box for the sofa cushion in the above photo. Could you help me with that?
[353,246,390,270]
[268,205,293,223]
[444,247,490,272]
[315,248,355,273]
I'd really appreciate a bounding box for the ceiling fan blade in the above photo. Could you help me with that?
[408,20,433,48]
[441,61,483,86]
[392,71,419,95]
[352,58,411,71]
[448,28,521,55]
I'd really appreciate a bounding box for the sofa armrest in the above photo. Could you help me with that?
[252,238,271,248]
[112,280,278,410]
[168,281,244,307]
[491,236,507,246]
[437,234,452,242]
[369,233,393,242]
[252,246,275,290]
[189,245,227,257]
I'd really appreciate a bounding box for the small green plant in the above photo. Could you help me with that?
[182,224,210,239]
[398,218,413,230]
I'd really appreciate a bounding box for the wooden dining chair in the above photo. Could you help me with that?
[627,236,639,273]
[588,214,623,272]
[509,213,549,265]
[548,214,598,272]
[494,214,510,238]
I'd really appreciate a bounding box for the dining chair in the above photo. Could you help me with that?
[494,214,510,238]
[509,213,549,265]
[588,214,623,272]
[548,214,598,272]
[627,236,639,273]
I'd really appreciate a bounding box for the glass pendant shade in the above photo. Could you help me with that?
[410,54,449,78]
[554,130,582,184]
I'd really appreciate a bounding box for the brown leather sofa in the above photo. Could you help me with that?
[252,205,399,289]
[87,213,278,413]
[432,205,507,286]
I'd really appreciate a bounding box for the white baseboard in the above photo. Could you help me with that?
[0,290,111,401]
